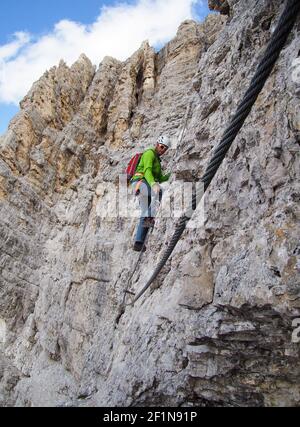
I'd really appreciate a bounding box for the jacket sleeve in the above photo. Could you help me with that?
[159,172,171,183]
[142,150,156,187]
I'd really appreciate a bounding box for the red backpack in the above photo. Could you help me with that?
[125,153,142,184]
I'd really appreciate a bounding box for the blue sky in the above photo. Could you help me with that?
[0,0,210,135]
[0,0,117,44]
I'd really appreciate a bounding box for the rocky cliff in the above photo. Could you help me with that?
[0,0,299,407]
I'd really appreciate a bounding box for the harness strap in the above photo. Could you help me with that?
[134,179,143,196]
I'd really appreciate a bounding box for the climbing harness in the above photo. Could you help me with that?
[126,0,300,306]
[134,173,144,179]
[133,178,144,196]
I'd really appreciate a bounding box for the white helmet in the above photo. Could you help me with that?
[157,135,170,149]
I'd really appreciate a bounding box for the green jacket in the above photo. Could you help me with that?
[133,148,171,187]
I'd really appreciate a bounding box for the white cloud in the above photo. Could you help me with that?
[0,0,202,105]
[0,32,31,62]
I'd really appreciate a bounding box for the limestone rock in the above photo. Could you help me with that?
[0,0,299,407]
[208,0,230,15]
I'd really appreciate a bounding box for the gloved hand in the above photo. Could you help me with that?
[152,183,161,194]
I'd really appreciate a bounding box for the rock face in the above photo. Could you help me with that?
[208,0,230,15]
[0,1,299,407]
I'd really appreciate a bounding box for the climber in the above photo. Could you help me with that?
[130,136,171,252]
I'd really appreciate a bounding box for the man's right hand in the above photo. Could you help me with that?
[152,183,161,194]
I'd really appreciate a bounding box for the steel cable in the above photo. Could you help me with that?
[129,0,300,305]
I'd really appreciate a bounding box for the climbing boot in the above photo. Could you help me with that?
[133,241,147,252]
[143,217,155,228]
